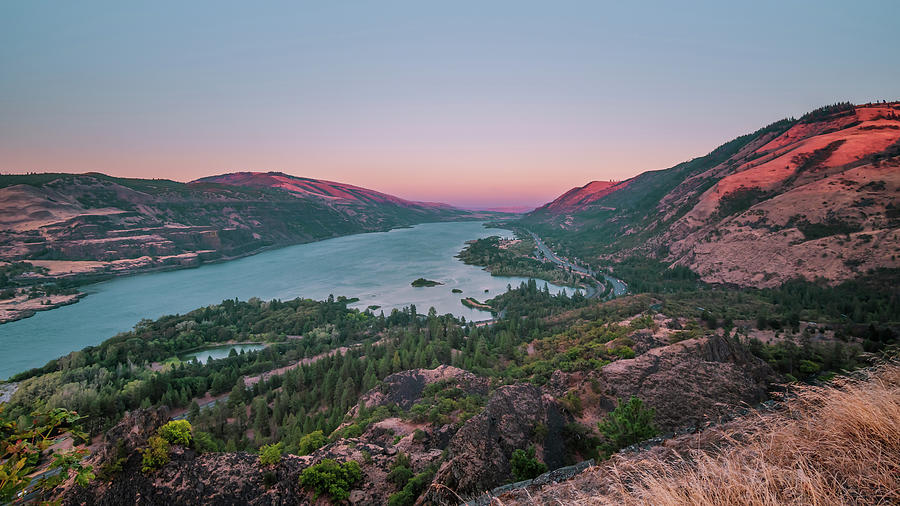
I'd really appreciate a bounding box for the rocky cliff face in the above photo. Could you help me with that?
[423,384,572,504]
[523,102,900,287]
[598,334,773,430]
[348,365,490,417]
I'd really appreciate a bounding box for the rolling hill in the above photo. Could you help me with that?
[0,171,470,278]
[522,102,900,287]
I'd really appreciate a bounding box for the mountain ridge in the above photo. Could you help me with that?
[0,171,476,322]
[521,101,900,288]
[193,171,457,211]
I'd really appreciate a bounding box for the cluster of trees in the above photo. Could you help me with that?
[0,261,79,301]
[457,235,585,287]
[487,278,589,319]
[5,280,595,464]
[5,262,896,503]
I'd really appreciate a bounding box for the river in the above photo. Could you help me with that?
[0,221,571,379]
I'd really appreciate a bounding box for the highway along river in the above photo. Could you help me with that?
[0,221,572,379]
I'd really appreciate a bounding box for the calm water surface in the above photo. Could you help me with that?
[180,344,267,364]
[1,222,569,378]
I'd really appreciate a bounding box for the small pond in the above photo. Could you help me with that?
[179,343,266,364]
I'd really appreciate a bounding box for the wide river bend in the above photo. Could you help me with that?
[0,221,570,379]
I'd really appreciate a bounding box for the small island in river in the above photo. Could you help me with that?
[411,278,443,287]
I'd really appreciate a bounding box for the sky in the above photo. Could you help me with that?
[1,1,898,208]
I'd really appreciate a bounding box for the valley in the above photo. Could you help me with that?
[0,221,573,379]
[0,172,482,323]
[2,103,898,506]
[4,3,899,503]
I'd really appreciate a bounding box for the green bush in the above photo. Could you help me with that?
[193,430,220,453]
[387,466,436,506]
[157,420,193,446]
[299,459,362,501]
[297,430,326,455]
[510,446,547,481]
[141,435,170,473]
[597,396,658,457]
[259,442,283,466]
[262,470,277,488]
[560,391,583,417]
[0,406,89,501]
[387,465,413,486]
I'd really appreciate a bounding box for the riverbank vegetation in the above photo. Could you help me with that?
[410,278,442,287]
[457,235,584,287]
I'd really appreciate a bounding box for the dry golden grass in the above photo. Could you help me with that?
[505,363,900,505]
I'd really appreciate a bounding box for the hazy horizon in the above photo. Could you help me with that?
[2,1,899,208]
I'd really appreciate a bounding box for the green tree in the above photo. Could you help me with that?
[297,430,326,455]
[597,396,658,457]
[259,442,283,466]
[141,435,170,472]
[157,420,193,446]
[299,459,362,501]
[510,446,547,481]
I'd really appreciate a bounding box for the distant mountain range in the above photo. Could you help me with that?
[0,171,474,278]
[194,171,457,211]
[522,101,900,287]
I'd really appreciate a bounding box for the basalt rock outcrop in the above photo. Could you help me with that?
[422,384,572,505]
[348,365,490,416]
[598,334,776,430]
[63,407,315,506]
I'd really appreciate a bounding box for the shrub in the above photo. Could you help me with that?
[141,435,170,473]
[299,459,362,501]
[0,406,89,501]
[193,430,220,453]
[387,466,436,506]
[510,446,547,481]
[262,470,277,488]
[560,391,584,417]
[259,442,283,467]
[297,430,326,455]
[387,465,413,486]
[597,396,658,457]
[610,345,636,359]
[157,420,193,446]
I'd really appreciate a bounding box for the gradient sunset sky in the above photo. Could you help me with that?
[2,1,898,208]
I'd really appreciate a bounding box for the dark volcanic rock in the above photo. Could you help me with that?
[599,334,776,430]
[89,407,170,474]
[422,384,572,505]
[63,408,315,505]
[349,365,489,415]
[66,449,312,505]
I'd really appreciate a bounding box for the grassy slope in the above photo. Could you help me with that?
[509,361,899,505]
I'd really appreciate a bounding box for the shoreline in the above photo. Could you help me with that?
[0,292,87,324]
[0,220,480,325]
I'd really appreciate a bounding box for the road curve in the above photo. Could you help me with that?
[527,231,627,298]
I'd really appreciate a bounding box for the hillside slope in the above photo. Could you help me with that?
[497,362,899,505]
[194,171,456,212]
[0,172,468,275]
[522,102,900,287]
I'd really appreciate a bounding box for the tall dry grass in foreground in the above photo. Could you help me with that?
[576,363,900,505]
